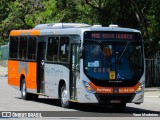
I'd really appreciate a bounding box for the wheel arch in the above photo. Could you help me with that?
[20,74,25,91]
[58,79,66,98]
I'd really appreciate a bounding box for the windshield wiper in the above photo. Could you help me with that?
[117,42,130,63]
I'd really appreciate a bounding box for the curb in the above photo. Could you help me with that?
[144,96,160,98]
[145,89,160,92]
[0,74,7,77]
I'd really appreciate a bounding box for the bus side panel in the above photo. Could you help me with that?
[8,60,19,88]
[20,62,37,90]
[26,62,37,89]
[44,64,70,98]
[8,60,37,91]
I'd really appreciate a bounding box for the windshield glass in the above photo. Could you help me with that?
[84,41,144,81]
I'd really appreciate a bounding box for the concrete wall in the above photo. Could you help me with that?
[0,60,8,67]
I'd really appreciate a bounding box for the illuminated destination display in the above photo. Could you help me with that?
[84,31,141,41]
[91,33,133,39]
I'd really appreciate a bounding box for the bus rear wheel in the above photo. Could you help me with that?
[60,85,70,108]
[21,79,38,100]
[21,79,30,100]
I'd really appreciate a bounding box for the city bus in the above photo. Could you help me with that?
[8,23,145,110]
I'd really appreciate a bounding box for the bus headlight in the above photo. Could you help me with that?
[83,81,95,93]
[135,82,144,93]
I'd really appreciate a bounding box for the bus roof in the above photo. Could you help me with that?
[10,23,141,36]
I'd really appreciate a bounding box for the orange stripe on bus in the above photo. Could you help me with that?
[89,82,113,93]
[89,82,140,94]
[118,82,140,94]
[10,30,40,36]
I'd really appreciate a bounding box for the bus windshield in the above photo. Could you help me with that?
[83,41,144,83]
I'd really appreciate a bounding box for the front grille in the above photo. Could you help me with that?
[96,94,135,103]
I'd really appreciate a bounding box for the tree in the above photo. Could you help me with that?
[0,0,46,44]
[0,0,11,44]
[0,0,160,58]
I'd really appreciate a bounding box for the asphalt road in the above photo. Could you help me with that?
[0,77,160,120]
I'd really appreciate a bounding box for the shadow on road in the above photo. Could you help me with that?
[16,97,160,115]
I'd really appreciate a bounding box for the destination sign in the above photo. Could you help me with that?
[84,31,141,41]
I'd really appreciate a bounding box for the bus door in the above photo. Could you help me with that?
[70,44,80,100]
[37,42,46,93]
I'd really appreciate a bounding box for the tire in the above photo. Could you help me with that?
[60,85,70,108]
[113,103,126,111]
[21,79,30,100]
[21,79,39,100]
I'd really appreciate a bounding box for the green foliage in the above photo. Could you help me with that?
[0,0,160,56]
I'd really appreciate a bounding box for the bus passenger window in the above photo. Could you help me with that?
[59,37,69,63]
[19,37,27,59]
[47,37,59,62]
[28,37,36,60]
[9,37,19,59]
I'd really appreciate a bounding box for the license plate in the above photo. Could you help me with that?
[110,100,121,103]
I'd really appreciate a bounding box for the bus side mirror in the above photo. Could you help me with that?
[79,47,85,59]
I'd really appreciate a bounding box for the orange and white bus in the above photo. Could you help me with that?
[8,23,145,110]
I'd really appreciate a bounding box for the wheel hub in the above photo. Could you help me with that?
[22,82,26,97]
[62,89,68,104]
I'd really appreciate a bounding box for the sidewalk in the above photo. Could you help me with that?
[0,66,7,77]
[145,87,160,92]
[144,87,160,98]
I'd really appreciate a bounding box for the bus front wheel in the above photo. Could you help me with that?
[60,85,70,108]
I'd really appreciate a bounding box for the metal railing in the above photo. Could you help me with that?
[145,53,160,87]
[0,44,9,60]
